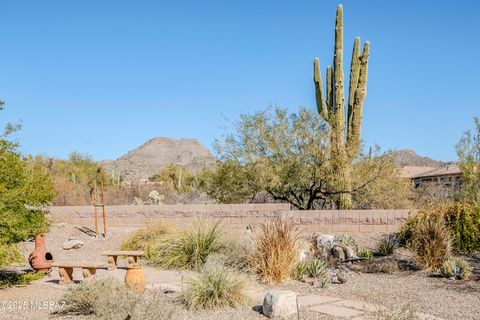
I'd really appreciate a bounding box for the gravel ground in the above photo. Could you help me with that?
[1,224,479,320]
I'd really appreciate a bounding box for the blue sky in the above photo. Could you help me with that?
[1,0,479,161]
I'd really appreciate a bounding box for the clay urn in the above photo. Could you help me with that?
[124,263,147,293]
[28,234,54,273]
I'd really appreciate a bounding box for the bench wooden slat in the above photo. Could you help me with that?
[100,251,144,256]
[52,262,105,268]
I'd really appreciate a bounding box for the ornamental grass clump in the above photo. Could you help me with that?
[182,256,248,310]
[250,218,298,284]
[120,223,172,254]
[149,221,225,270]
[408,216,452,271]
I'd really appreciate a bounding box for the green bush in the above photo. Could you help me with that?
[148,221,225,270]
[182,256,248,310]
[375,234,400,256]
[56,278,176,320]
[0,270,43,288]
[407,216,451,271]
[441,258,473,280]
[401,203,480,253]
[0,244,24,267]
[0,107,55,245]
[0,146,55,244]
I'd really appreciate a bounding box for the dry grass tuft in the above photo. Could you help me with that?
[249,218,298,284]
[366,305,418,320]
[408,216,452,271]
[121,223,172,252]
[182,256,248,310]
[55,278,176,320]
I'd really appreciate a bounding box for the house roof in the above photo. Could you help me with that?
[398,166,437,178]
[413,164,461,179]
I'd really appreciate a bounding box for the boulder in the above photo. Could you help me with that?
[263,290,297,319]
[335,243,359,260]
[62,240,84,250]
[332,245,346,261]
[316,234,335,250]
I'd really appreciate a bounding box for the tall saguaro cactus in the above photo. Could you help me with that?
[314,4,370,209]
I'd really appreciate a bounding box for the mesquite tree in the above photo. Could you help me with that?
[314,4,370,209]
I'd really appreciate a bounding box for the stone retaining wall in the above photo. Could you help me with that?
[47,204,411,233]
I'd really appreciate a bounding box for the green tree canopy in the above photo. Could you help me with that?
[201,107,408,210]
[457,117,480,206]
[0,103,55,244]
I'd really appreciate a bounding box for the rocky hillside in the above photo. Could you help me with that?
[386,149,445,168]
[102,137,217,182]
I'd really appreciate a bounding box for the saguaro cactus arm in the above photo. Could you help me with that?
[347,41,370,159]
[347,37,361,138]
[314,58,329,122]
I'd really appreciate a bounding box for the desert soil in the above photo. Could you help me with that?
[0,224,479,320]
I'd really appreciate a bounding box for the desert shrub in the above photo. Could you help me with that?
[441,258,473,280]
[121,223,172,253]
[408,216,451,270]
[56,278,175,320]
[218,235,254,272]
[182,256,248,310]
[366,305,418,320]
[0,244,24,267]
[401,203,480,253]
[359,249,373,260]
[375,234,400,256]
[148,221,225,270]
[334,234,359,253]
[250,218,298,284]
[0,270,43,288]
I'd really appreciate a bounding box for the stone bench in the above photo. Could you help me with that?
[52,262,105,285]
[100,251,145,271]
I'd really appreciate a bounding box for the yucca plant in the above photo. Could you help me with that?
[308,259,329,288]
[376,234,400,256]
[293,261,308,281]
[359,249,373,260]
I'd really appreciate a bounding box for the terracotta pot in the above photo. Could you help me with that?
[28,234,54,273]
[124,264,147,293]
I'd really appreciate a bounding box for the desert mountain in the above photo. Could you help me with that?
[386,149,446,168]
[102,137,217,182]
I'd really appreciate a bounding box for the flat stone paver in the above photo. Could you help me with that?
[332,299,379,312]
[309,304,364,318]
[297,295,341,307]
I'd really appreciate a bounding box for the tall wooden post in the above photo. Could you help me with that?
[92,180,98,238]
[101,180,107,238]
